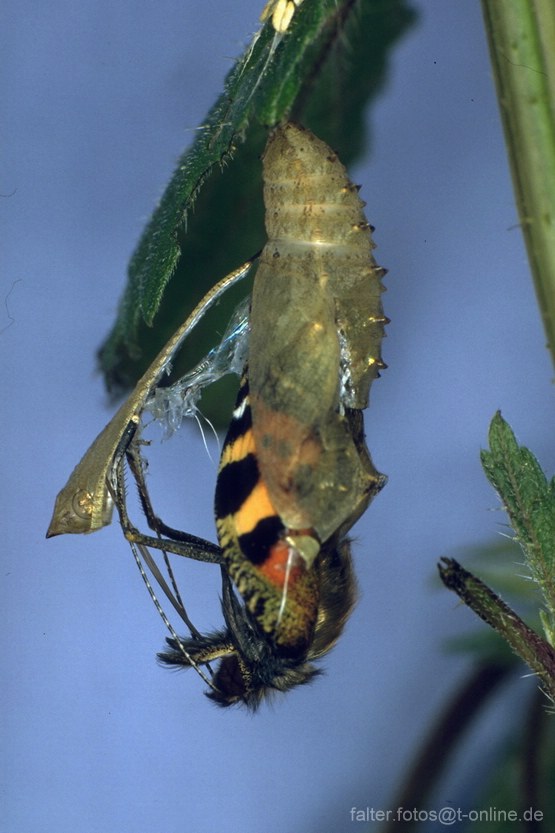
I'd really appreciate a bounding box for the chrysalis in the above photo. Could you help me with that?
[248,122,387,547]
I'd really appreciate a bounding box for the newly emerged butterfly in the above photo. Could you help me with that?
[146,123,388,705]
[48,122,388,710]
[118,365,365,707]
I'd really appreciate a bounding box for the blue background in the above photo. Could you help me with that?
[3,2,553,831]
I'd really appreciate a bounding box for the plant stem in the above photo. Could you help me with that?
[439,558,555,701]
[481,0,555,368]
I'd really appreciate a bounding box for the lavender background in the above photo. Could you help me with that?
[3,2,553,831]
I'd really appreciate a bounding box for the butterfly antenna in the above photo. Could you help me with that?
[130,539,218,693]
[161,547,186,612]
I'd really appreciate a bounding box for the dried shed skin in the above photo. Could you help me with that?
[46,261,255,537]
[249,123,387,544]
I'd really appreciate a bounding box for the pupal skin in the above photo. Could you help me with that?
[249,122,387,546]
[46,260,255,537]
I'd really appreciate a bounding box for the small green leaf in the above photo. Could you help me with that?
[480,412,555,634]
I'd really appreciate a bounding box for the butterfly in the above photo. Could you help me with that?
[48,122,388,709]
[129,123,388,706]
[156,370,361,708]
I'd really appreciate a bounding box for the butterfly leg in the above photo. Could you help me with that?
[109,438,222,564]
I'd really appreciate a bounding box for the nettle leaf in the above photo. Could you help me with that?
[438,415,555,698]
[97,0,416,395]
[480,412,555,612]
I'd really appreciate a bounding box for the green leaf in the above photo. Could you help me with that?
[480,412,555,631]
[97,0,416,394]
